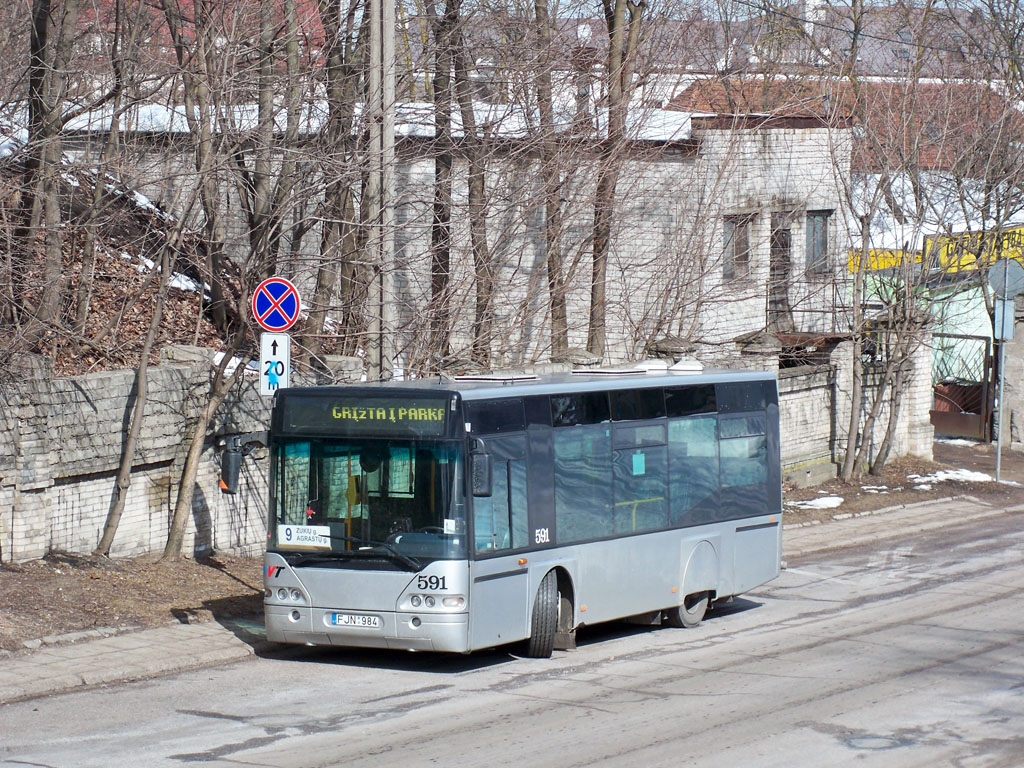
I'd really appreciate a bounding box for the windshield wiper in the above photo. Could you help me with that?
[285,551,356,567]
[327,534,422,571]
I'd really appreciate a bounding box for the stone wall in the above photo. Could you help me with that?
[1,337,934,561]
[0,350,273,563]
[777,338,935,488]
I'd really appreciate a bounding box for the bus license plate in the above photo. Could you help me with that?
[332,613,380,628]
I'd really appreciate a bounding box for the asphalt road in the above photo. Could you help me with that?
[2,510,1022,768]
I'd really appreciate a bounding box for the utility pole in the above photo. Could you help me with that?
[366,0,395,380]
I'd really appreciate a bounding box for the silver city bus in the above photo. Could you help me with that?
[263,365,782,657]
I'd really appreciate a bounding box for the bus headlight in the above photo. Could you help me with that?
[277,588,289,601]
[403,594,465,611]
[289,588,305,603]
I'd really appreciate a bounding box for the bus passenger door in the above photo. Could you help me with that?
[470,449,531,650]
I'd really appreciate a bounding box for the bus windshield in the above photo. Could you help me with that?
[270,438,467,565]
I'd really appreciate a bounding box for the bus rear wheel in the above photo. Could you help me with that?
[664,591,709,629]
[525,570,558,658]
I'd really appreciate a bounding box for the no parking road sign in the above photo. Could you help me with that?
[252,277,301,332]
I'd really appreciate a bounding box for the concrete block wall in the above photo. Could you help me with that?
[778,365,838,487]
[0,354,273,563]
[823,338,934,479]
[776,334,934,488]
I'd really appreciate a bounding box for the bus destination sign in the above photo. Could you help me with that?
[283,395,450,437]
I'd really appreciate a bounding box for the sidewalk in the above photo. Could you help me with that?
[0,494,1018,705]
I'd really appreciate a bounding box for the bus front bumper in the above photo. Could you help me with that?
[265,604,470,653]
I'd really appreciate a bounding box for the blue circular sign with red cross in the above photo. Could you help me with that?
[251,277,301,332]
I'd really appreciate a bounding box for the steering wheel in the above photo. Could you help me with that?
[417,526,445,534]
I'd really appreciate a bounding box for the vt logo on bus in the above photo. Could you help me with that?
[266,565,286,578]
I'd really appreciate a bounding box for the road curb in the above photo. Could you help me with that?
[0,619,271,706]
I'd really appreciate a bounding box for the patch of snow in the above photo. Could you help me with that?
[907,469,993,484]
[213,352,257,379]
[935,438,981,447]
[169,273,200,292]
[787,495,844,510]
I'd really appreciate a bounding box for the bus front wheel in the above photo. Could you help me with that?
[664,591,709,629]
[525,571,558,658]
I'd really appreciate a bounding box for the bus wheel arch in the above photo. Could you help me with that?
[553,567,576,651]
[665,540,718,629]
[663,590,713,628]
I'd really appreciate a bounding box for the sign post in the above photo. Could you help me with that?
[988,258,1024,481]
[252,277,301,398]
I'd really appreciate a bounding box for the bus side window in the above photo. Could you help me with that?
[509,460,528,547]
[554,425,613,543]
[719,414,768,519]
[475,462,510,552]
[668,416,720,527]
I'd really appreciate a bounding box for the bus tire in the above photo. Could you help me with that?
[525,570,558,658]
[664,591,709,629]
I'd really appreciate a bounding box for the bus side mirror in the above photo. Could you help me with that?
[471,450,493,498]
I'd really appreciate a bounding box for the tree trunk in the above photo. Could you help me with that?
[869,358,911,475]
[534,0,568,358]
[425,0,458,368]
[588,0,643,358]
[453,26,494,367]
[841,215,870,481]
[13,0,81,350]
[95,240,174,556]
[302,0,367,362]
[162,344,249,560]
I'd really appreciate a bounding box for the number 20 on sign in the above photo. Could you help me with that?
[260,332,291,396]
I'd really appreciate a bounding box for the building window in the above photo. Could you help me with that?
[723,214,754,281]
[806,210,831,274]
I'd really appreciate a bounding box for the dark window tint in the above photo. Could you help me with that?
[716,382,767,413]
[465,399,525,434]
[551,392,610,427]
[524,396,552,427]
[610,388,665,421]
[665,385,716,417]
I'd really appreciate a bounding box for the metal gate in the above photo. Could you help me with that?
[930,334,993,441]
